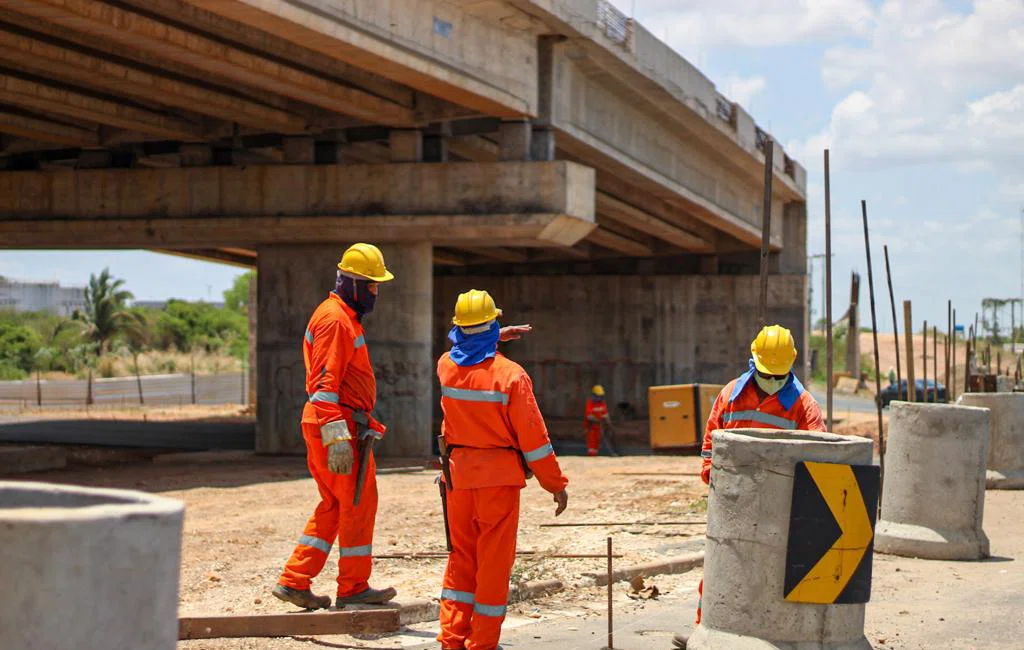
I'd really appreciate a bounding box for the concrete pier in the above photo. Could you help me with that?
[875,402,990,560]
[0,481,184,650]
[958,393,1024,489]
[689,429,873,650]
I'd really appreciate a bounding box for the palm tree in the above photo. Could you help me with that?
[75,268,143,355]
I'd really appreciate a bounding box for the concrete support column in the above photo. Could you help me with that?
[778,201,807,275]
[875,402,991,559]
[690,429,873,650]
[958,393,1024,488]
[531,127,555,161]
[424,123,450,163]
[256,244,339,454]
[367,242,434,458]
[499,120,532,161]
[389,130,423,162]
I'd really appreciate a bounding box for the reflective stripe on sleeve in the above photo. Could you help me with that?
[339,544,372,557]
[297,535,332,554]
[701,450,713,458]
[354,335,366,349]
[524,443,554,463]
[304,328,314,345]
[440,386,509,405]
[474,602,508,617]
[722,410,796,429]
[309,391,340,404]
[440,588,475,605]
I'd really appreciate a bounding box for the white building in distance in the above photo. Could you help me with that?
[0,276,86,316]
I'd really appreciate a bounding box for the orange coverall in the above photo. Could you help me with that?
[695,366,825,623]
[584,397,609,456]
[278,293,386,599]
[437,351,568,650]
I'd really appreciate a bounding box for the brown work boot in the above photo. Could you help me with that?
[272,584,331,610]
[672,632,689,649]
[335,586,398,606]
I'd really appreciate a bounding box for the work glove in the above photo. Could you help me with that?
[321,420,354,475]
[553,489,568,517]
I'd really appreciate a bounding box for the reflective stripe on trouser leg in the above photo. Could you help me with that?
[335,453,378,599]
[467,486,520,650]
[279,423,342,591]
[696,578,703,625]
[439,486,477,650]
[587,424,601,457]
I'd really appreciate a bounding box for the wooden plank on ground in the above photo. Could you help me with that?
[178,609,400,640]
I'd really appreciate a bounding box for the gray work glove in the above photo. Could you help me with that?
[321,420,354,475]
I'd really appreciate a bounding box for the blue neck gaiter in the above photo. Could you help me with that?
[448,321,501,367]
[334,275,376,321]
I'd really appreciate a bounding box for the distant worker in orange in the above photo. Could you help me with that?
[273,243,397,610]
[584,385,610,456]
[674,324,824,650]
[436,289,569,650]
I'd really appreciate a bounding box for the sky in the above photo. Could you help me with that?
[2,0,1022,331]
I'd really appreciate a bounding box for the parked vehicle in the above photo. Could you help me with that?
[878,379,947,408]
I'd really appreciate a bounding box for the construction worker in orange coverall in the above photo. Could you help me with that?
[673,324,825,649]
[584,385,609,456]
[437,289,569,650]
[272,243,398,610]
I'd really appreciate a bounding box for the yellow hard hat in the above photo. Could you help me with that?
[338,243,394,282]
[452,289,503,327]
[592,385,605,396]
[751,325,797,375]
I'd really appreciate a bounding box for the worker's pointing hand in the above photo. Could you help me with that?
[553,489,568,517]
[499,324,532,342]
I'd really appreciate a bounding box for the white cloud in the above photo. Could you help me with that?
[609,0,875,57]
[722,75,766,107]
[794,0,1024,175]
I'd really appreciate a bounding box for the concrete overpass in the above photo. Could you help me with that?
[0,0,809,455]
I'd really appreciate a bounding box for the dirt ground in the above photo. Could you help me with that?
[11,452,708,644]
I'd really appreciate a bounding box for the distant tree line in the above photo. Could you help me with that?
[0,269,253,380]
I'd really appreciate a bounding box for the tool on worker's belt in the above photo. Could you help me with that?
[438,434,454,488]
[436,474,453,552]
[353,411,374,507]
[518,449,534,479]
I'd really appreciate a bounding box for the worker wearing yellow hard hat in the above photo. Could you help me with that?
[437,289,568,650]
[275,243,397,612]
[584,385,609,456]
[674,324,824,650]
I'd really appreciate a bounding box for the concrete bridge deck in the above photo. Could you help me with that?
[0,0,810,455]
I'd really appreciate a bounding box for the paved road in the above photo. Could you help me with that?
[0,418,254,450]
[811,391,876,413]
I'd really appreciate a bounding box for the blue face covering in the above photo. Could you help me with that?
[334,274,377,321]
[448,320,501,367]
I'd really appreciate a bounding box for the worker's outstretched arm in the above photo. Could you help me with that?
[701,390,727,485]
[509,372,569,495]
[309,318,355,428]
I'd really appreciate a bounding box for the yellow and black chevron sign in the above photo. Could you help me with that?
[784,461,880,604]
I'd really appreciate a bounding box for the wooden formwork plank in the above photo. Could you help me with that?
[178,608,400,640]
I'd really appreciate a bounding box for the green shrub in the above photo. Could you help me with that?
[0,323,42,374]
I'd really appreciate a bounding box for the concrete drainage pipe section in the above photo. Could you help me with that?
[957,393,1024,489]
[875,402,990,560]
[0,481,184,650]
[688,428,873,650]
